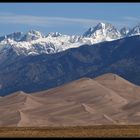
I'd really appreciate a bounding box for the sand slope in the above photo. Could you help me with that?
[95,73,140,100]
[1,73,140,126]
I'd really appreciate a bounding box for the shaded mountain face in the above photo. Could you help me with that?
[1,73,140,126]
[128,25,140,36]
[0,35,140,96]
[120,27,131,37]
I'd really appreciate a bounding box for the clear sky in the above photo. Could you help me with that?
[0,3,140,36]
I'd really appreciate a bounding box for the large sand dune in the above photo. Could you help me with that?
[1,73,140,126]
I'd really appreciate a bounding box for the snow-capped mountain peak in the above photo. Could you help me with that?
[95,22,106,29]
[0,32,24,42]
[20,30,44,42]
[83,22,121,42]
[47,32,62,37]
[28,30,43,36]
[83,22,109,38]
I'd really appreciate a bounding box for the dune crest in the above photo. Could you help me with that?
[95,73,140,100]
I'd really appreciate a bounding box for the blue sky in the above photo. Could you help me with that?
[0,3,140,36]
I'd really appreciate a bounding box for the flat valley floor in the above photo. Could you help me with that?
[1,125,140,137]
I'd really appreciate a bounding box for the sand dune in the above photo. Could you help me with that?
[1,73,140,126]
[95,73,140,100]
[0,91,43,110]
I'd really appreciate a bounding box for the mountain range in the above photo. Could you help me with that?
[0,22,140,57]
[0,22,140,95]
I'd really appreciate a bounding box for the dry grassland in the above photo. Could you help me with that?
[0,125,140,137]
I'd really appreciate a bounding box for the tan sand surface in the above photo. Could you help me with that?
[1,73,140,126]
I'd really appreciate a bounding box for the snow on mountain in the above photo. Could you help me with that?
[0,32,24,42]
[0,34,85,56]
[83,22,121,42]
[47,32,62,37]
[128,25,140,36]
[120,27,131,37]
[0,30,44,43]
[0,31,94,56]
[20,30,44,41]
[0,22,140,58]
